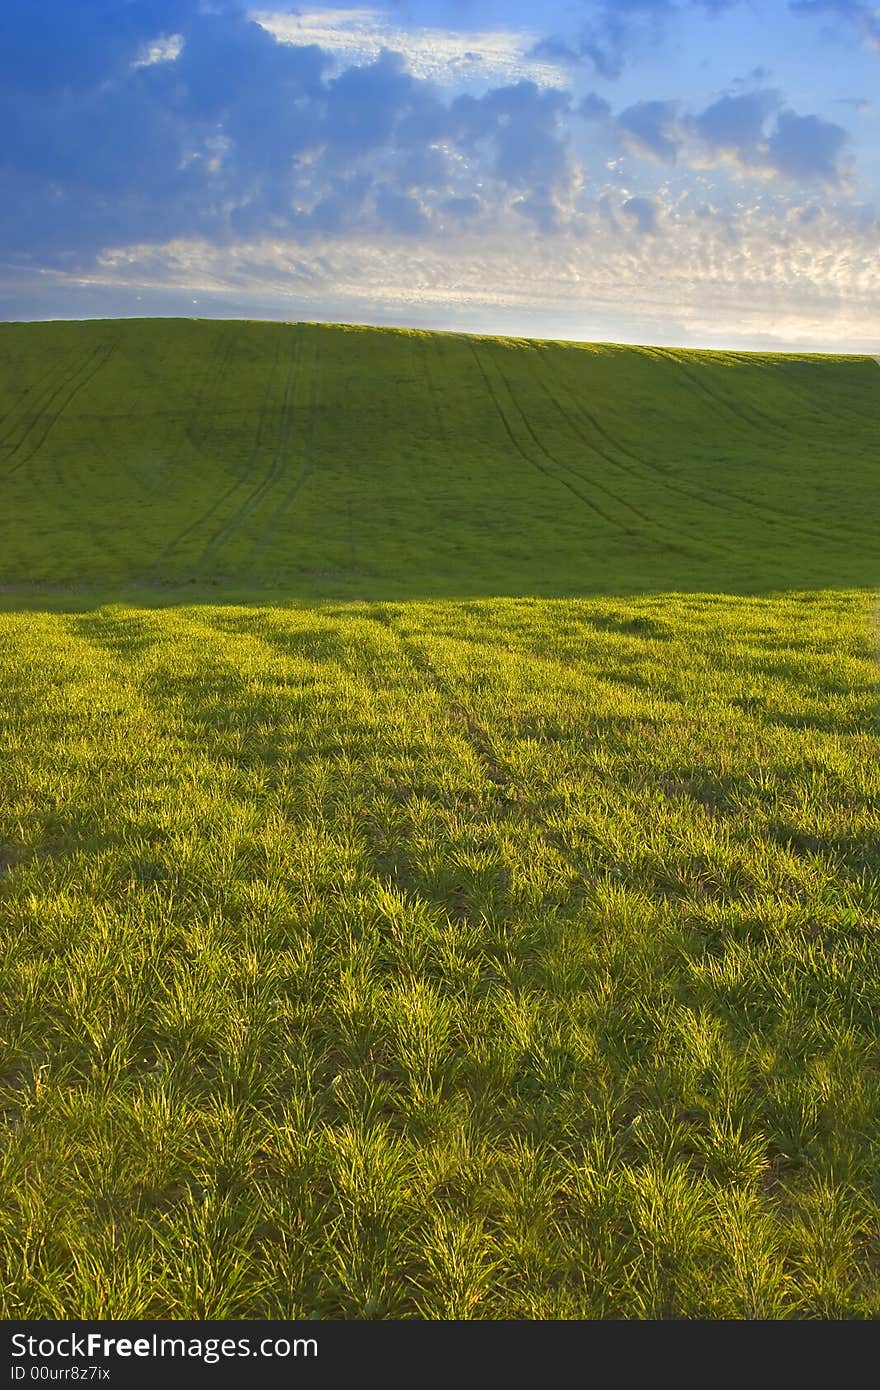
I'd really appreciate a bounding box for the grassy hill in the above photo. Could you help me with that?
[1,319,878,1319]
[1,317,878,597]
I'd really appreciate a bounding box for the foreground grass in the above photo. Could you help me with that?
[1,588,878,1318]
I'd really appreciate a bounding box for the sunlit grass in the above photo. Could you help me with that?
[1,589,878,1317]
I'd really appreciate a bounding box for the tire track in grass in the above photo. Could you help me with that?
[364,607,614,886]
[660,349,880,539]
[644,345,784,437]
[0,350,90,448]
[642,346,875,542]
[0,345,116,478]
[368,606,514,797]
[490,350,653,531]
[728,353,871,434]
[0,350,83,446]
[533,352,809,552]
[539,359,662,475]
[539,349,694,471]
[550,347,873,550]
[196,328,304,573]
[416,333,447,442]
[603,346,871,451]
[466,340,633,538]
[0,344,111,456]
[250,331,322,568]
[147,336,285,578]
[493,349,736,561]
[183,325,244,451]
[159,325,247,518]
[485,345,718,563]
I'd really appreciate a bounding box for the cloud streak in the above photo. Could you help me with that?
[254,7,569,88]
[64,195,880,351]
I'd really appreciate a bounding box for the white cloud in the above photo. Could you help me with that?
[82,198,880,352]
[132,32,184,67]
[251,6,570,89]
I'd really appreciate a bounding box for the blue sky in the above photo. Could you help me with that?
[1,0,878,348]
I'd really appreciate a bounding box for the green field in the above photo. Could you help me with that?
[1,317,878,598]
[1,320,878,1318]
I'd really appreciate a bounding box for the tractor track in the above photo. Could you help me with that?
[183,327,244,449]
[638,347,878,542]
[643,345,784,438]
[546,348,875,549]
[1,344,116,480]
[726,352,874,433]
[248,331,323,567]
[0,346,108,461]
[367,608,513,793]
[486,346,717,563]
[467,341,634,538]
[530,358,744,555]
[148,335,285,577]
[492,356,664,532]
[0,351,83,448]
[534,355,814,549]
[417,334,447,442]
[497,352,739,560]
[196,328,304,570]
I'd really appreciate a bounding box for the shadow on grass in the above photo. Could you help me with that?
[1,568,878,614]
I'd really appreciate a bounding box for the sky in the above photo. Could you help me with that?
[1,0,879,349]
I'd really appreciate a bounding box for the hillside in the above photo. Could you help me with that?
[1,319,879,1319]
[1,318,877,597]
